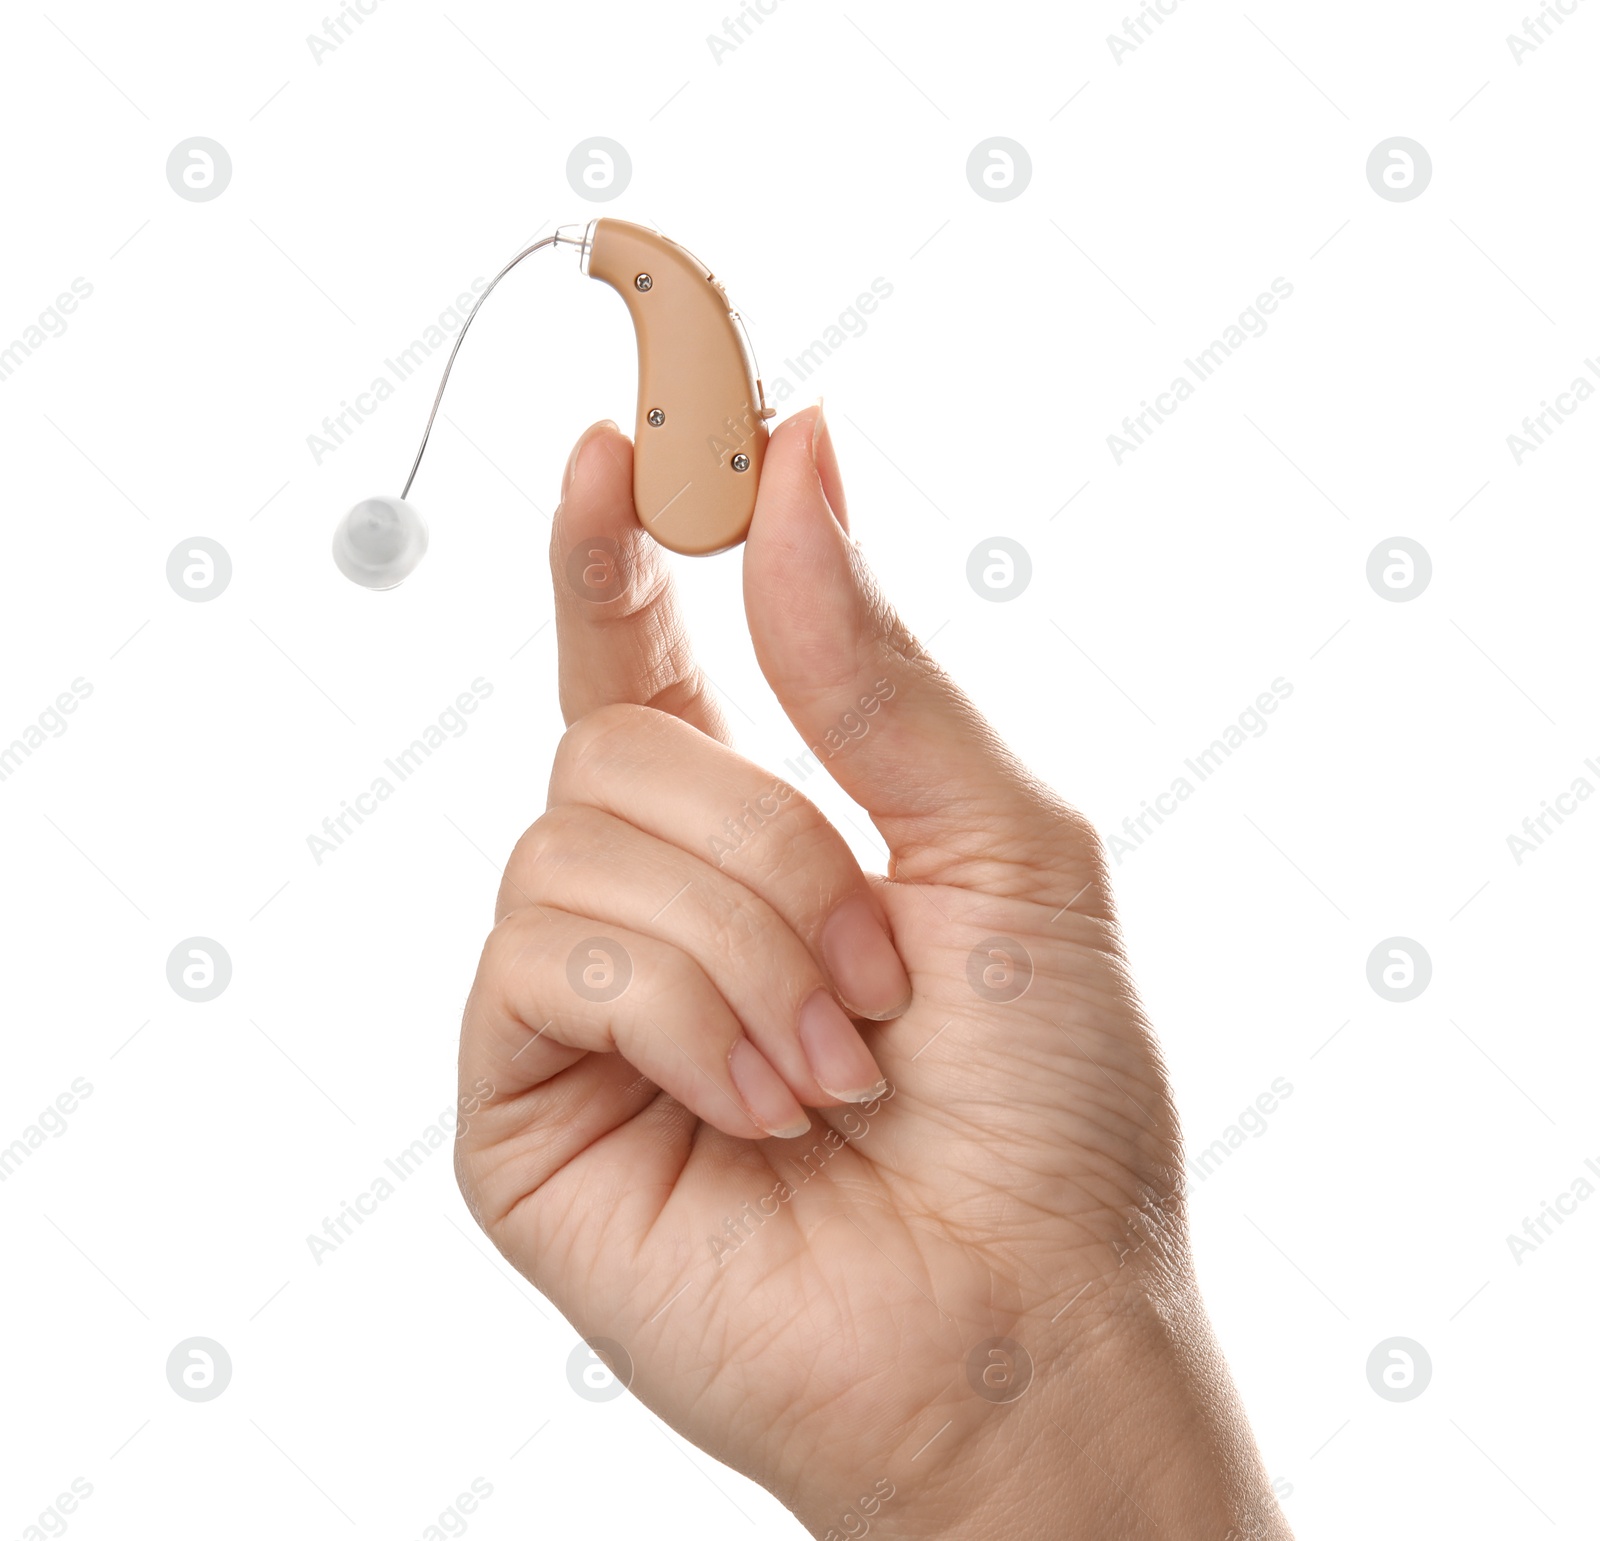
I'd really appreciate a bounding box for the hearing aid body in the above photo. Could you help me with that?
[332,219,773,588]
[586,219,774,554]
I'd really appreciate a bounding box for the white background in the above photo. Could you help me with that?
[2,2,1596,1536]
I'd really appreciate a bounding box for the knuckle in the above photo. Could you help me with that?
[1060,805,1108,866]
[555,701,659,788]
[710,776,824,872]
[501,804,594,907]
[644,667,721,727]
[1047,807,1118,919]
[653,944,725,1021]
[476,908,542,999]
[697,883,771,970]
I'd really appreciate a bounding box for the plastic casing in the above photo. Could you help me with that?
[585,219,771,555]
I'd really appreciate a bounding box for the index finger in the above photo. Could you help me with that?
[549,420,731,742]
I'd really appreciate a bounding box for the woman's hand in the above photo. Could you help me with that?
[455,407,1290,1540]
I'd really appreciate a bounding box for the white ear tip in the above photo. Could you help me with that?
[333,496,428,589]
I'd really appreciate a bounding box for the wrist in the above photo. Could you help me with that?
[795,1263,1289,1541]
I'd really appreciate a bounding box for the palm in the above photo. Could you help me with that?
[464,858,1175,1503]
[456,413,1178,1526]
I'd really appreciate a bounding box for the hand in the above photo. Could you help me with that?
[455,407,1290,1540]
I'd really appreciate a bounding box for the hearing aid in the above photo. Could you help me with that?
[332,219,776,589]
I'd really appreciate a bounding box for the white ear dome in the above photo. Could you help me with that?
[333,496,429,589]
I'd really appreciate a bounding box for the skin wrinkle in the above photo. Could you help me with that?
[485,1084,671,1235]
[926,1011,1165,1102]
[708,1236,908,1436]
[890,1026,1171,1152]
[830,1053,1168,1173]
[553,430,733,746]
[551,706,841,879]
[887,1192,1153,1290]
[458,410,1292,1541]
[475,1027,691,1213]
[888,1094,1161,1194]
[520,808,795,992]
[501,803,588,895]
[624,605,705,704]
[875,1305,1136,1536]
[641,667,724,732]
[473,889,1164,1254]
[883,820,1113,912]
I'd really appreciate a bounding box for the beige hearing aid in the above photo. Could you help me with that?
[333,218,776,588]
[587,219,774,554]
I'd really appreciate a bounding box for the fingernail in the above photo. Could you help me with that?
[798,989,888,1103]
[811,400,825,466]
[821,896,912,1021]
[729,1038,811,1139]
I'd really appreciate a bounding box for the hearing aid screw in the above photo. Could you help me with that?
[647,408,665,427]
[731,453,750,472]
[634,273,652,292]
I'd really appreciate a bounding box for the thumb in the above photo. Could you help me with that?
[743,406,1100,908]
